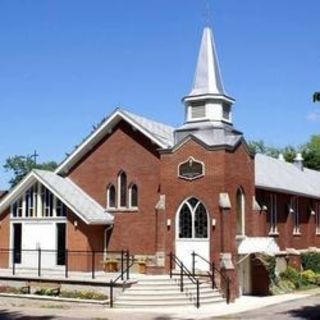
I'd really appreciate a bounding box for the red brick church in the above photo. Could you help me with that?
[0,26,320,298]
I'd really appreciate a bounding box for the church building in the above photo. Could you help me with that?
[1,26,320,300]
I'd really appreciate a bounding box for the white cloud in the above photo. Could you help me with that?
[306,110,320,122]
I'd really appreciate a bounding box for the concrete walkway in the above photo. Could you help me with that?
[110,288,320,318]
[0,288,319,319]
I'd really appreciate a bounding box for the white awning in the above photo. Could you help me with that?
[238,237,280,255]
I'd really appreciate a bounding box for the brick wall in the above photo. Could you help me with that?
[255,189,320,250]
[0,209,10,268]
[67,120,161,255]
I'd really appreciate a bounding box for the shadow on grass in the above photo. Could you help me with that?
[286,304,320,320]
[0,309,53,319]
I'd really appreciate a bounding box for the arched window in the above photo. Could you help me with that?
[118,171,127,207]
[107,184,116,208]
[236,188,245,236]
[178,198,208,239]
[129,184,138,208]
[195,203,208,238]
[179,203,192,238]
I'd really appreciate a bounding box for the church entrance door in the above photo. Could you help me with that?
[175,197,210,271]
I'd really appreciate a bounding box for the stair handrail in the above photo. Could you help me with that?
[169,252,200,308]
[109,251,135,308]
[192,252,230,304]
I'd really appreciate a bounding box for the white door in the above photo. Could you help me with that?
[175,198,210,271]
[21,222,57,269]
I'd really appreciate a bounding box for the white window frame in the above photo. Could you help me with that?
[269,194,278,235]
[236,188,246,237]
[291,197,300,235]
[128,184,138,209]
[118,171,127,209]
[106,184,116,209]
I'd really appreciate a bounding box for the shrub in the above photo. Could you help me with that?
[280,267,309,289]
[301,270,316,284]
[301,252,320,273]
[59,290,107,301]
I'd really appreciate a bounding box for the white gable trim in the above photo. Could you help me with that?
[55,109,168,174]
[0,172,110,225]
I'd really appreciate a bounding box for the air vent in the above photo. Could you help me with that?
[191,104,205,119]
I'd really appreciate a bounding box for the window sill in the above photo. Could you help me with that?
[107,208,139,213]
[293,232,301,237]
[316,232,320,236]
[268,231,279,237]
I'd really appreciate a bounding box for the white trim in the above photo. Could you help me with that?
[128,183,138,209]
[55,110,168,174]
[0,171,110,225]
[117,171,127,209]
[236,188,246,236]
[106,184,116,210]
[175,197,210,240]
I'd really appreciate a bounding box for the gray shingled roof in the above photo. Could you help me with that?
[255,153,320,199]
[33,170,113,224]
[174,121,242,149]
[120,109,174,148]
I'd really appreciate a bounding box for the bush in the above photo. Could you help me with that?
[280,267,309,289]
[301,270,316,284]
[301,252,320,273]
[59,290,107,301]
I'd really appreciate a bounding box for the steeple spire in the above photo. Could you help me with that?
[189,27,225,97]
[182,26,235,124]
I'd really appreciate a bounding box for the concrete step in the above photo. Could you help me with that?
[114,274,225,309]
[123,289,220,297]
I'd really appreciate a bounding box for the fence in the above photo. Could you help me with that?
[0,248,130,280]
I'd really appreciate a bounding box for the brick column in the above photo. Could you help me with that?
[220,253,237,303]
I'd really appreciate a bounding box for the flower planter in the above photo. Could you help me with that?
[103,260,118,273]
[138,262,146,274]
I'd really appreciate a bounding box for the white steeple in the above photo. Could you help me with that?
[183,26,235,124]
[189,27,225,96]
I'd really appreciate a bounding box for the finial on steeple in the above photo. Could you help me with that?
[203,0,212,27]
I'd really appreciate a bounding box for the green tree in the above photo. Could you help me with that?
[4,155,57,188]
[313,92,320,102]
[301,135,320,171]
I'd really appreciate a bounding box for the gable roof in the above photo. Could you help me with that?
[55,108,175,174]
[255,153,320,199]
[0,170,113,225]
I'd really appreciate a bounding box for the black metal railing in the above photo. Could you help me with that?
[169,252,200,308]
[109,253,135,308]
[191,251,230,304]
[0,248,130,281]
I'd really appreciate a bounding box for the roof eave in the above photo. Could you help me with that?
[55,109,168,175]
[255,184,320,200]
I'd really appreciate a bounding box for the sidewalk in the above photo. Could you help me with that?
[107,288,320,319]
[0,288,319,319]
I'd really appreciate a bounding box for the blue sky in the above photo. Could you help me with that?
[0,0,319,189]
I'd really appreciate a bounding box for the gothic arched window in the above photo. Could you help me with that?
[129,184,138,208]
[107,184,116,208]
[118,171,127,207]
[178,198,209,239]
